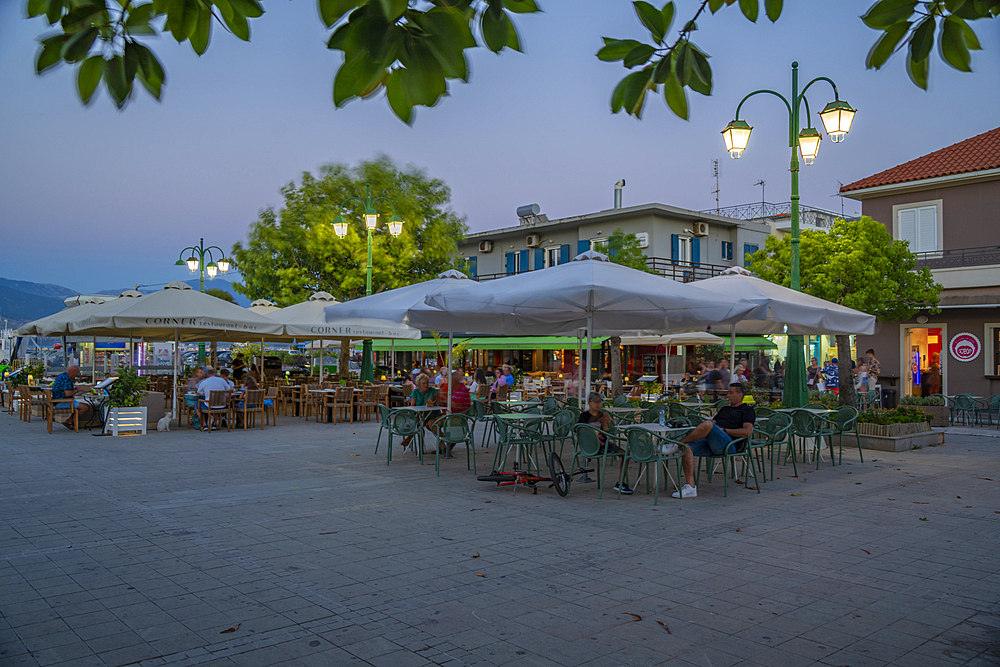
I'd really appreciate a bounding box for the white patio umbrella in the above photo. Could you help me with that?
[695,267,877,375]
[323,270,491,414]
[417,252,764,393]
[247,298,281,316]
[66,282,285,417]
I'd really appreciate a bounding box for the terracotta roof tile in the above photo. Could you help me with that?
[840,126,1000,193]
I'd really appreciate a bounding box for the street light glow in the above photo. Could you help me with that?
[333,215,348,237]
[722,120,753,159]
[798,127,822,165]
[186,256,199,272]
[217,258,230,273]
[819,100,856,143]
[364,208,378,230]
[387,214,404,237]
[206,262,218,278]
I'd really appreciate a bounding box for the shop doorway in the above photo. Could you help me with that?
[902,326,946,397]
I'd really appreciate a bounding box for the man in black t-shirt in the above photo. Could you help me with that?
[672,383,755,499]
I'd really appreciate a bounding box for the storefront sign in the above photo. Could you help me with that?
[949,333,981,362]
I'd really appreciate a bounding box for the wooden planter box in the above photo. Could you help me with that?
[107,407,147,436]
[857,421,931,437]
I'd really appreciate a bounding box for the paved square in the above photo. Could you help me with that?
[1,414,998,666]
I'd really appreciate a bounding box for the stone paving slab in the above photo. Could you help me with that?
[1,416,998,666]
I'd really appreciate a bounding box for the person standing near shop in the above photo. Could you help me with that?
[866,349,880,390]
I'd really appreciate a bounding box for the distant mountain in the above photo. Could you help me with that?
[0,277,77,300]
[0,286,68,328]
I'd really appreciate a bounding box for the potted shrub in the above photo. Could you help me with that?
[854,405,943,452]
[899,394,949,427]
[105,368,149,435]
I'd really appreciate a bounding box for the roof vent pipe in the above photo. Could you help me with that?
[614,179,625,209]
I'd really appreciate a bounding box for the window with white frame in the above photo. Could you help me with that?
[894,202,941,254]
[677,236,692,263]
[590,237,608,252]
[987,323,1000,377]
[545,246,560,268]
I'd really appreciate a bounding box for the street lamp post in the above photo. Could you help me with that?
[332,184,405,383]
[721,61,856,407]
[174,238,232,364]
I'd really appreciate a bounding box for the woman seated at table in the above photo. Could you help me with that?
[400,374,438,449]
[242,373,259,391]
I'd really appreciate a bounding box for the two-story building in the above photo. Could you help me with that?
[842,126,1000,400]
[457,201,772,281]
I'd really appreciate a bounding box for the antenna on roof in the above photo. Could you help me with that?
[711,159,720,214]
[754,180,765,217]
[831,181,845,217]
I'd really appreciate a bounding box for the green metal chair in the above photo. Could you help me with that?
[692,431,759,498]
[541,397,560,414]
[611,394,630,407]
[952,394,978,426]
[385,409,424,466]
[539,408,577,459]
[432,413,477,475]
[748,412,792,482]
[565,396,581,411]
[620,427,689,504]
[755,406,776,419]
[493,417,545,473]
[977,394,1000,427]
[806,402,828,410]
[789,409,836,470]
[469,398,496,448]
[929,394,953,424]
[642,403,668,423]
[374,404,393,455]
[667,402,688,420]
[828,405,862,465]
[571,423,627,499]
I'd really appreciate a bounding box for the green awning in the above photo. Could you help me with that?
[730,335,777,350]
[372,336,608,352]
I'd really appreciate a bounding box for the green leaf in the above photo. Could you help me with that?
[906,50,928,89]
[596,38,643,62]
[165,0,199,41]
[61,26,98,62]
[35,35,67,73]
[400,42,447,106]
[633,1,666,44]
[708,0,725,12]
[861,0,918,29]
[674,41,691,85]
[663,70,688,119]
[103,54,130,108]
[384,70,413,124]
[377,0,407,21]
[688,45,712,94]
[76,54,105,103]
[425,8,476,50]
[738,0,758,22]
[958,17,981,50]
[134,43,165,98]
[318,0,357,27]
[220,7,249,40]
[865,21,908,69]
[939,15,972,71]
[44,0,66,24]
[214,0,234,22]
[651,55,671,83]
[123,42,140,84]
[27,0,48,18]
[228,0,264,18]
[623,43,656,68]
[426,33,469,80]
[190,4,212,54]
[481,8,510,53]
[764,0,782,21]
[610,73,632,112]
[908,15,935,63]
[61,6,105,32]
[621,67,652,116]
[504,0,539,13]
[661,1,675,33]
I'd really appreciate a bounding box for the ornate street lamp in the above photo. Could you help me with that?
[720,61,857,407]
[174,238,233,363]
[332,184,405,382]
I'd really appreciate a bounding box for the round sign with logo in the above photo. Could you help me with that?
[949,333,981,362]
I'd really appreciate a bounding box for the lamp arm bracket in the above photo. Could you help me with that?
[337,195,365,212]
[369,196,397,215]
[798,76,839,104]
[734,89,791,121]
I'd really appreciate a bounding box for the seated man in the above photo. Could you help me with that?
[672,382,755,499]
[219,368,236,390]
[196,367,232,430]
[53,365,92,429]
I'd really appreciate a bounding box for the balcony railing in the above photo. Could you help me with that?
[914,245,1000,269]
[472,257,731,282]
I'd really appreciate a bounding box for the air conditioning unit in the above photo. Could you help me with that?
[478,240,493,253]
[693,222,709,237]
[526,234,542,248]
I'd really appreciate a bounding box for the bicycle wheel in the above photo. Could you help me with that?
[548,452,570,497]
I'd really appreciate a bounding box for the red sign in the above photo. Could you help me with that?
[949,333,980,362]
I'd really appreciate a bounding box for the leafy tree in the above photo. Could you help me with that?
[231,154,467,306]
[749,216,941,405]
[203,287,234,303]
[596,228,652,396]
[25,0,998,121]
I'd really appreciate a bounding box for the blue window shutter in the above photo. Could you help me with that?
[559,244,570,264]
[534,248,544,270]
[743,244,758,266]
[467,257,477,278]
[671,234,679,261]
[577,240,590,256]
[520,249,529,272]
[505,252,515,276]
[692,238,700,266]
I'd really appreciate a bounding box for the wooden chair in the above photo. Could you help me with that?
[292,384,311,418]
[45,389,78,433]
[359,386,378,422]
[332,387,354,424]
[378,383,390,407]
[263,386,278,426]
[201,390,231,433]
[232,389,265,430]
[19,385,47,423]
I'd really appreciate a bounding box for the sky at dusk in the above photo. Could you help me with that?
[1,1,998,294]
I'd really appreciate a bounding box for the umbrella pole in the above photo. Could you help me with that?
[730,324,737,385]
[577,332,583,404]
[92,336,96,381]
[447,332,453,415]
[173,328,178,421]
[579,317,595,483]
[62,336,67,369]
[391,339,395,380]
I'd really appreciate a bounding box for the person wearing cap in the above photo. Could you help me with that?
[823,358,840,393]
[577,392,630,493]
